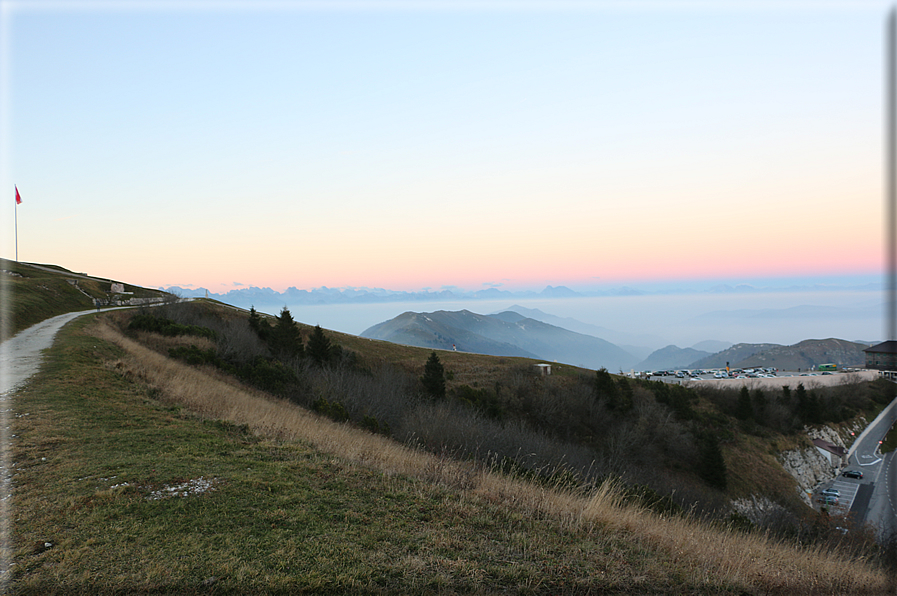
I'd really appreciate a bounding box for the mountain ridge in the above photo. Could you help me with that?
[361,309,639,371]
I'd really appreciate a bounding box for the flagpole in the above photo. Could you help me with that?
[14,197,17,262]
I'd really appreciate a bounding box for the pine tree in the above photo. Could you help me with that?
[697,433,728,490]
[735,386,753,421]
[421,352,446,399]
[795,382,810,422]
[270,307,303,358]
[615,376,634,412]
[595,368,620,409]
[752,388,768,422]
[248,305,270,340]
[780,385,791,404]
[307,325,334,367]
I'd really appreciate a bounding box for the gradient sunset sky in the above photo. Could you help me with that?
[0,1,889,294]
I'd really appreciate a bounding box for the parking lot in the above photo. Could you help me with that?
[640,369,879,389]
[814,475,864,515]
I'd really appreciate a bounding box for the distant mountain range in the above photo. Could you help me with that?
[161,280,881,308]
[360,308,874,373]
[161,284,641,306]
[360,310,641,372]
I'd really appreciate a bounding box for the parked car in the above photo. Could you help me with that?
[842,469,864,479]
[822,488,840,497]
[817,494,839,505]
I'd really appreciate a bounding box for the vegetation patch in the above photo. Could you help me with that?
[8,302,894,594]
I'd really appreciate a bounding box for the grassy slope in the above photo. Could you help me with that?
[159,301,843,513]
[0,258,167,339]
[2,268,877,593]
[7,317,723,594]
[8,314,891,594]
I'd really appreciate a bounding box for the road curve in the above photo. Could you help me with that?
[0,308,101,396]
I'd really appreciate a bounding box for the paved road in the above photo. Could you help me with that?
[845,389,897,537]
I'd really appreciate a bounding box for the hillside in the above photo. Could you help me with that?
[688,343,784,369]
[736,338,870,370]
[359,310,538,358]
[361,309,639,371]
[637,345,712,371]
[495,304,661,359]
[11,312,890,593]
[0,258,168,339]
[688,339,869,371]
[7,265,895,593]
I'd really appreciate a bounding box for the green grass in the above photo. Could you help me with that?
[0,258,167,339]
[11,316,735,595]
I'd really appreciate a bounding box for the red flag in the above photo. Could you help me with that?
[15,186,21,205]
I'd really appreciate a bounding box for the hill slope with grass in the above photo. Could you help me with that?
[0,258,169,340]
[7,266,897,593]
[9,308,893,594]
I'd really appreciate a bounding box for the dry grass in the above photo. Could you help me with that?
[88,315,892,594]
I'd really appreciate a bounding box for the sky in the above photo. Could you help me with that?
[0,0,891,294]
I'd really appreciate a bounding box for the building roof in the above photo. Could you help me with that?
[863,340,897,354]
[812,438,847,457]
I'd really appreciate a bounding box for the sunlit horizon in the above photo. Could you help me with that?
[2,2,889,304]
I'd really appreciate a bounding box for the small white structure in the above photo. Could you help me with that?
[534,363,552,376]
[110,282,125,293]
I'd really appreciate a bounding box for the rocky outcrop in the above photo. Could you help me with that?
[779,447,835,506]
[732,495,789,526]
[776,421,866,506]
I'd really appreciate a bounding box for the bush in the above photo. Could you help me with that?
[128,313,216,339]
[453,384,504,419]
[237,356,299,395]
[168,345,221,367]
[312,397,350,423]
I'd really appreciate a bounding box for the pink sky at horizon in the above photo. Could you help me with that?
[1,4,889,296]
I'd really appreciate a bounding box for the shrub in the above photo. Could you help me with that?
[453,384,504,420]
[128,313,215,339]
[312,397,350,423]
[168,345,221,367]
[237,356,299,395]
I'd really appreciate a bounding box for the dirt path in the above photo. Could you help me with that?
[0,309,100,396]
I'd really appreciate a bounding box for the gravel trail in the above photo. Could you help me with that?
[0,308,100,396]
